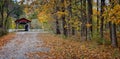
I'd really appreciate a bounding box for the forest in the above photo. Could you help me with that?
[0,0,120,59]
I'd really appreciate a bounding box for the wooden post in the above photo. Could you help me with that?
[16,23,19,32]
[15,23,17,32]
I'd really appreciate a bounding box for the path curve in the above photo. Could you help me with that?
[0,32,49,59]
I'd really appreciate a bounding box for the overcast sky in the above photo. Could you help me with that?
[94,0,109,4]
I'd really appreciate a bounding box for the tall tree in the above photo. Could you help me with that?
[79,0,87,40]
[68,0,72,36]
[87,0,93,40]
[97,0,100,32]
[61,0,68,36]
[100,0,105,38]
[109,0,118,47]
[55,5,61,34]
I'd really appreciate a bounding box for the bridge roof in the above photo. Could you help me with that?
[15,18,31,24]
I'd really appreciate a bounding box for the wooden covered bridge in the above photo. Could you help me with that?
[15,18,31,31]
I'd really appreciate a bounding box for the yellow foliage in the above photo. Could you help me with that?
[74,21,79,25]
[37,12,52,23]
[86,23,92,28]
[103,4,120,25]
[93,9,100,16]
[64,25,67,28]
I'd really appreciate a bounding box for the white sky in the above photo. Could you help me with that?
[94,0,109,3]
[16,0,21,2]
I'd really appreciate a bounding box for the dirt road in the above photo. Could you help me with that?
[0,32,49,59]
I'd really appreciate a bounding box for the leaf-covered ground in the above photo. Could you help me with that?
[27,33,120,59]
[0,33,15,49]
[0,32,120,59]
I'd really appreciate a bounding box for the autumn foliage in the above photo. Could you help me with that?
[26,34,120,59]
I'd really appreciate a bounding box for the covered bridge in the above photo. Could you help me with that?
[15,18,31,31]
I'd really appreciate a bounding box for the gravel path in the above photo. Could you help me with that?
[0,32,49,59]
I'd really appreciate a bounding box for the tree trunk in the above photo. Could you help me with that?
[109,22,118,47]
[97,0,99,32]
[81,0,87,40]
[100,0,105,38]
[109,22,112,42]
[55,18,61,34]
[72,27,75,35]
[1,6,4,29]
[62,15,67,36]
[111,23,118,47]
[55,6,61,34]
[87,0,93,40]
[68,0,73,36]
[61,0,67,37]
[109,0,118,47]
